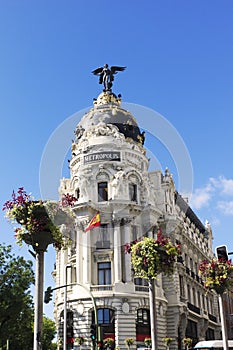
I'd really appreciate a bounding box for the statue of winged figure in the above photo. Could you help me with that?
[92,64,126,91]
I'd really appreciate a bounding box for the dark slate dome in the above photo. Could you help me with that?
[75,92,145,144]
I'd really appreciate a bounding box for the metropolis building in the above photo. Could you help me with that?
[53,70,221,349]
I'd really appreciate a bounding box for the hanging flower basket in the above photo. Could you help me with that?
[199,258,233,294]
[125,233,181,280]
[23,230,54,251]
[3,187,77,251]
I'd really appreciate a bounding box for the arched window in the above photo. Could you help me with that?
[98,182,108,201]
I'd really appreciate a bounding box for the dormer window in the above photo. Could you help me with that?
[98,182,108,202]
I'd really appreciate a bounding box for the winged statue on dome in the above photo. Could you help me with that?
[92,64,126,91]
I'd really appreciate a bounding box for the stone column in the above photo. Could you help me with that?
[113,220,122,283]
[122,222,132,282]
[76,228,81,282]
[83,228,91,284]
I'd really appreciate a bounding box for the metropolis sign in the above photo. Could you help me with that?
[84,151,121,164]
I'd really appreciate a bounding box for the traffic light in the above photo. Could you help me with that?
[216,245,228,261]
[44,286,53,303]
[90,324,96,341]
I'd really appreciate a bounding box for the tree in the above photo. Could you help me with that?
[42,316,57,350]
[0,243,34,349]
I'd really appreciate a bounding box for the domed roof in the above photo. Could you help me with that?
[75,92,145,144]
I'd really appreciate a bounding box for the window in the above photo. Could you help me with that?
[136,308,150,325]
[192,288,196,305]
[97,308,114,325]
[136,308,151,342]
[129,183,137,202]
[75,188,80,200]
[131,225,138,241]
[92,309,115,340]
[186,320,197,345]
[187,284,191,301]
[98,262,111,285]
[96,224,110,249]
[179,275,185,298]
[202,294,206,311]
[134,278,149,286]
[206,328,215,340]
[190,258,193,271]
[98,182,108,201]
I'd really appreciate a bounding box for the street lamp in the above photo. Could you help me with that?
[64,265,72,350]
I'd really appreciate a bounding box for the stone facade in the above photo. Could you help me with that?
[53,91,221,349]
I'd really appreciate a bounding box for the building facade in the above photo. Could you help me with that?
[53,87,221,349]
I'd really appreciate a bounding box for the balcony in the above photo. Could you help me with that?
[208,313,217,323]
[187,302,200,314]
[90,285,113,292]
[135,285,149,292]
[96,241,110,249]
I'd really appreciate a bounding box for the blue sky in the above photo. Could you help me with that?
[0,0,232,318]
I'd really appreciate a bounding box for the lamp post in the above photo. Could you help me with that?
[64,265,72,350]
[148,279,157,350]
[34,250,44,350]
[219,294,229,350]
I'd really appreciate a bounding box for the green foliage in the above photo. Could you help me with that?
[144,337,152,348]
[75,336,86,346]
[0,244,34,349]
[125,338,134,347]
[104,337,114,349]
[131,236,180,279]
[162,337,173,346]
[42,316,56,350]
[182,337,192,348]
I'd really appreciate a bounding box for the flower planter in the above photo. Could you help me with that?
[199,258,233,294]
[23,230,54,252]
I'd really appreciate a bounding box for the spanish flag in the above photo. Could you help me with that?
[84,212,101,232]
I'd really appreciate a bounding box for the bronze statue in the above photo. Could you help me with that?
[92,64,126,91]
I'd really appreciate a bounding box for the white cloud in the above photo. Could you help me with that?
[217,201,233,215]
[210,176,233,196]
[190,183,214,209]
[190,176,233,212]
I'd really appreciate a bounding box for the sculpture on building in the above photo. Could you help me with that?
[92,64,126,91]
[111,170,125,199]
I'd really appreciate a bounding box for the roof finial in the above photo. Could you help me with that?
[92,64,126,92]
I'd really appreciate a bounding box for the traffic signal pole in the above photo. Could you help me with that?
[45,279,99,349]
[63,265,72,350]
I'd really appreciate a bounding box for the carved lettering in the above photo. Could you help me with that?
[84,151,121,164]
